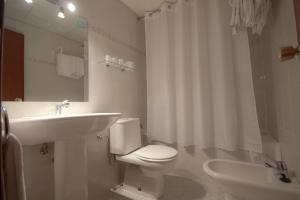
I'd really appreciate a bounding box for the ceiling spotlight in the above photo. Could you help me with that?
[25,0,33,4]
[67,2,76,12]
[58,7,65,18]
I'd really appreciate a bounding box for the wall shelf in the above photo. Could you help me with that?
[98,55,135,72]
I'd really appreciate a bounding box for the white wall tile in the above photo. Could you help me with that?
[249,0,300,181]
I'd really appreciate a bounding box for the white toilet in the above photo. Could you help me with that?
[109,118,178,200]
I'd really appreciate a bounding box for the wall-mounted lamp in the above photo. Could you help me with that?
[67,2,76,12]
[279,46,300,62]
[57,7,65,18]
[27,0,76,19]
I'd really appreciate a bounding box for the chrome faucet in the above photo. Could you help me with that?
[56,100,70,115]
[264,158,291,183]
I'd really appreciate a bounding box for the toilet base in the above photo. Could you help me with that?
[111,184,158,200]
[111,164,165,200]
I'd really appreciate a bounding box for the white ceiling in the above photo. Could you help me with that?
[120,0,176,17]
[5,0,87,42]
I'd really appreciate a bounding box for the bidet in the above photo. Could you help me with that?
[203,159,300,200]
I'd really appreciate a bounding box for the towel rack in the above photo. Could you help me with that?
[1,106,10,144]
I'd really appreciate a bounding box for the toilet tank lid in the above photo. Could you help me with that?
[115,118,140,124]
[134,145,178,160]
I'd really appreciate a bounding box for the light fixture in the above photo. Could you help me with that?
[25,0,33,4]
[67,2,76,12]
[57,7,65,18]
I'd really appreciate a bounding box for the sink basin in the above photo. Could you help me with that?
[203,159,300,200]
[10,112,122,200]
[10,113,122,145]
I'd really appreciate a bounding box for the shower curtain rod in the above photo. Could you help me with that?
[137,0,177,21]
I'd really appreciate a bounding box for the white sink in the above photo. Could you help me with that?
[203,159,300,200]
[10,113,122,145]
[10,112,121,200]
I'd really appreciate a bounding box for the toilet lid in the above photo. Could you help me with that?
[134,145,178,161]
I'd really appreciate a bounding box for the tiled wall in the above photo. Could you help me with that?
[249,27,277,138]
[23,144,54,200]
[249,0,300,180]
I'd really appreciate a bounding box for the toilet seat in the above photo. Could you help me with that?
[134,145,178,162]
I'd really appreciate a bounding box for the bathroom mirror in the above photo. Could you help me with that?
[3,0,88,102]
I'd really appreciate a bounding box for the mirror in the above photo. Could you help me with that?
[3,0,88,102]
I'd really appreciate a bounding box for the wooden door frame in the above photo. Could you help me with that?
[0,0,4,199]
[3,28,25,101]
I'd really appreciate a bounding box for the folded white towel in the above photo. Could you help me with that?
[5,134,26,200]
[57,53,84,79]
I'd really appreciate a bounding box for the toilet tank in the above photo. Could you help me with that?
[110,118,142,155]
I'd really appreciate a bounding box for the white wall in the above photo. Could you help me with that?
[249,27,277,138]
[249,0,300,180]
[5,18,85,102]
[268,0,300,180]
[4,0,146,199]
[22,144,55,200]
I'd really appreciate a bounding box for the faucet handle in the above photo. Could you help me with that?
[276,161,288,171]
[56,100,70,115]
[61,100,70,108]
[62,100,70,105]
[276,161,292,183]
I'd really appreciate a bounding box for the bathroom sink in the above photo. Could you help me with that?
[10,113,122,145]
[203,159,300,200]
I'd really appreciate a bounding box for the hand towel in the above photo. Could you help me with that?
[4,134,26,200]
[57,53,84,79]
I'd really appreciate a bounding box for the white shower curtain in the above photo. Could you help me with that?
[145,0,262,152]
